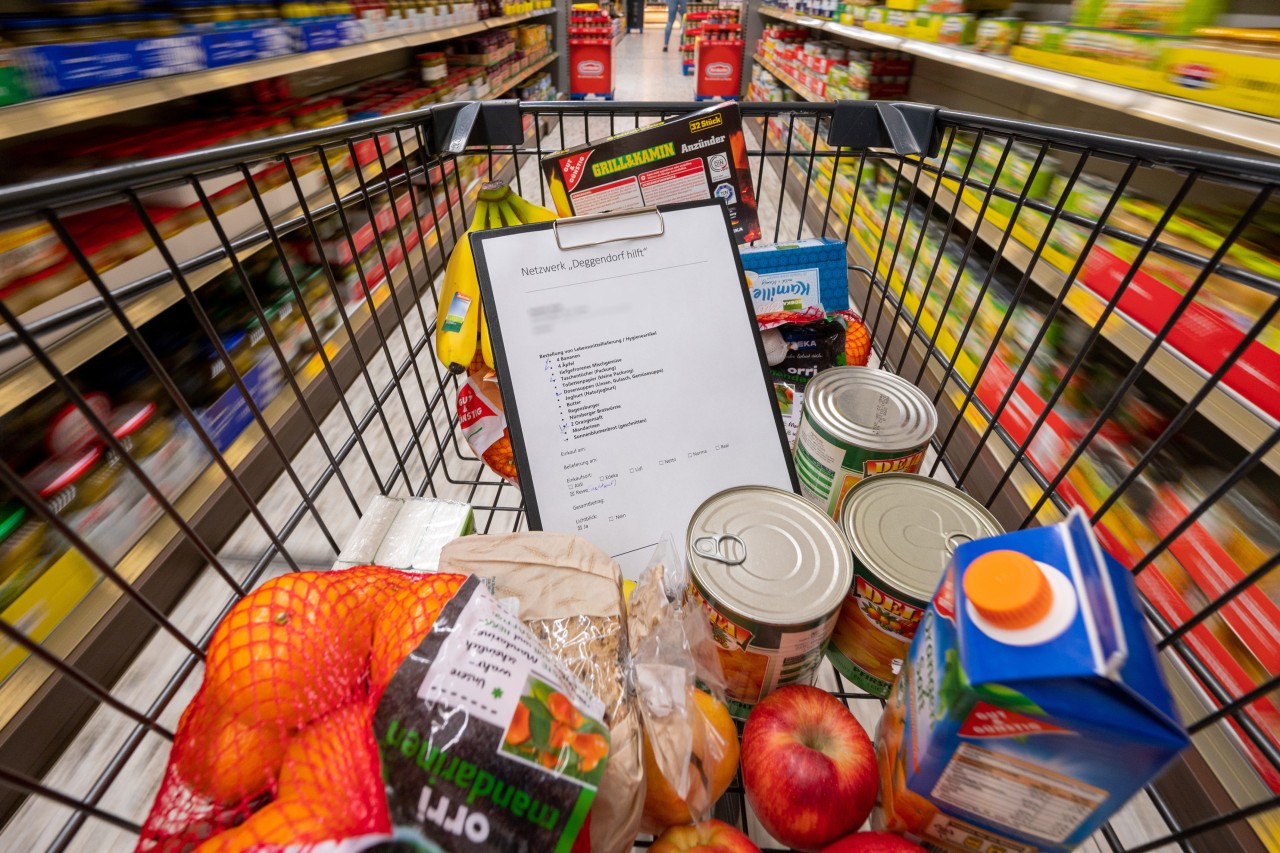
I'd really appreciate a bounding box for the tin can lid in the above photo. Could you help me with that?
[804,367,936,451]
[840,473,1004,601]
[687,485,853,625]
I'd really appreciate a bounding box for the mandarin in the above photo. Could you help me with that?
[369,573,466,693]
[204,572,367,728]
[277,704,388,835]
[192,799,332,853]
[642,688,740,831]
[174,700,290,804]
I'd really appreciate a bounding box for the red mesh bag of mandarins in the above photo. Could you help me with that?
[139,564,608,853]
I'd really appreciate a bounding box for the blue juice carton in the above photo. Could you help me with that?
[876,509,1188,853]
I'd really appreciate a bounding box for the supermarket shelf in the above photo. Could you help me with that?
[756,6,1280,159]
[753,103,1280,476]
[752,53,824,103]
[0,9,556,144]
[887,157,1280,477]
[0,139,418,421]
[0,135,535,821]
[0,58,556,420]
[495,50,560,94]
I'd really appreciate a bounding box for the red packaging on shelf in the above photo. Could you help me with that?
[696,39,743,98]
[569,38,613,95]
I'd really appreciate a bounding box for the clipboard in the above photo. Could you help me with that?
[471,200,798,578]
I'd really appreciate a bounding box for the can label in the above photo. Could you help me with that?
[827,569,927,697]
[794,411,928,517]
[689,581,835,719]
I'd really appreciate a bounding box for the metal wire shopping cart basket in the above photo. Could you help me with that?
[0,98,1276,853]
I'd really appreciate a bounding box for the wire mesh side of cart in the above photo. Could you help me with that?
[0,100,1275,853]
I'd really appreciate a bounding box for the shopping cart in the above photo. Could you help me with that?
[0,98,1276,853]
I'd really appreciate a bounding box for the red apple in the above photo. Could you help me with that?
[741,684,878,852]
[650,819,762,853]
[820,831,926,852]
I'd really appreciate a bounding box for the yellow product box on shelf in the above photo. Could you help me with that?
[1008,44,1163,89]
[0,549,98,683]
[1059,25,1169,67]
[864,6,913,33]
[1018,20,1067,51]
[1156,41,1280,118]
[909,11,976,44]
[1071,0,1225,36]
[885,0,920,10]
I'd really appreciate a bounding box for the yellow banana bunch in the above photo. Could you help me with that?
[434,181,558,373]
[433,199,488,372]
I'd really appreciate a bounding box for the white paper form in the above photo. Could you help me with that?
[473,202,797,579]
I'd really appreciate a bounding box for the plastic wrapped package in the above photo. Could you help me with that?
[457,365,520,484]
[440,532,644,853]
[627,538,737,836]
[332,495,474,571]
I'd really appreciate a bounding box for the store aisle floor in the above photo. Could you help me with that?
[612,25,696,101]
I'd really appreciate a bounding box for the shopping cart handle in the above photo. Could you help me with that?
[828,101,941,159]
[429,100,526,155]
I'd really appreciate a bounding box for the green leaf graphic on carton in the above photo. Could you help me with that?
[973,682,1046,718]
[939,649,969,719]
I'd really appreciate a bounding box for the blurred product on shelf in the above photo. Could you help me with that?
[973,14,1018,52]
[865,6,975,44]
[0,28,554,320]
[1070,0,1224,35]
[517,68,556,99]
[0,1,553,103]
[757,2,1280,122]
[755,26,913,99]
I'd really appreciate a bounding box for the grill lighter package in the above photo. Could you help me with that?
[541,102,761,243]
[876,509,1189,853]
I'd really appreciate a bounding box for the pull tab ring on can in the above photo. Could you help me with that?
[945,532,974,555]
[693,533,747,566]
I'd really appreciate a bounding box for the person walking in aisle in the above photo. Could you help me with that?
[663,0,686,51]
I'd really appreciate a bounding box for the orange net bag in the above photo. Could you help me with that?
[139,566,465,852]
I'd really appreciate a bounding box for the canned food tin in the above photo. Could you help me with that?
[686,485,853,719]
[794,366,937,517]
[828,473,1003,696]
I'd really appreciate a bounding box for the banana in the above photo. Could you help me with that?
[505,192,558,223]
[496,199,523,229]
[437,182,559,372]
[434,200,487,373]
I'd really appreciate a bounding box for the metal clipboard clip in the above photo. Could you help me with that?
[552,207,665,250]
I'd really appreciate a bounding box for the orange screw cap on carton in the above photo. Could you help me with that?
[964,550,1053,629]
